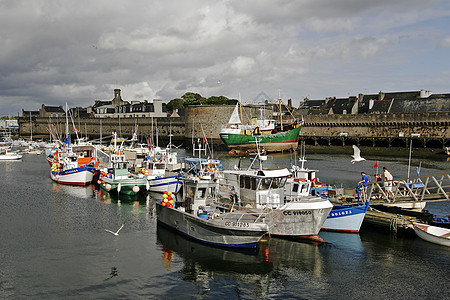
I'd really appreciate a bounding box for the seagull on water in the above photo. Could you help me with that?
[104,224,124,236]
[351,145,366,164]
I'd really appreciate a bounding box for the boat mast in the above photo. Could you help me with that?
[407,139,413,179]
[278,90,283,131]
[29,111,32,140]
[100,119,102,145]
[239,93,243,125]
[65,103,70,147]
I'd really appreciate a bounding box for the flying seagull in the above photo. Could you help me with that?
[351,145,366,164]
[104,224,124,236]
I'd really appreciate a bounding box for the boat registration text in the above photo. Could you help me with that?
[282,210,312,216]
[224,221,250,228]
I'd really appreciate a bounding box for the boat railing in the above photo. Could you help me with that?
[364,172,450,203]
[219,211,268,224]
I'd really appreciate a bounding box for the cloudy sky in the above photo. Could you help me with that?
[1,0,449,116]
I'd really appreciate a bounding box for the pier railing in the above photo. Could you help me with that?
[364,172,450,204]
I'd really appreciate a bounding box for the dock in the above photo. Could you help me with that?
[329,172,450,233]
[363,207,428,234]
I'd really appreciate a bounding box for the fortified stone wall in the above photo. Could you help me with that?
[19,117,186,143]
[301,112,449,138]
[19,108,449,148]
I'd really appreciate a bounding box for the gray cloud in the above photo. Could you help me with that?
[0,0,449,116]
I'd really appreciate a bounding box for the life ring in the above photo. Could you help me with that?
[207,162,217,172]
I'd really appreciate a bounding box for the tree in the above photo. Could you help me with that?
[165,92,238,109]
[165,98,185,111]
[182,92,205,106]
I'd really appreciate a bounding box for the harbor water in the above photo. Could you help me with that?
[0,151,449,299]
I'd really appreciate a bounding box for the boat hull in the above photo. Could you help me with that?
[0,154,22,160]
[413,223,450,247]
[265,200,333,237]
[321,202,370,233]
[50,166,95,186]
[99,176,148,195]
[0,153,22,160]
[156,204,268,248]
[219,126,301,152]
[148,175,182,193]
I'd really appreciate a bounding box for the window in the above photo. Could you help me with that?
[198,188,206,199]
[260,178,272,190]
[244,176,251,189]
[250,177,258,190]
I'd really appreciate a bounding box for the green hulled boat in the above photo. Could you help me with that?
[219,102,302,152]
[99,160,148,196]
[219,125,301,152]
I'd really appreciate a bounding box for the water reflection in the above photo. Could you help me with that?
[156,224,361,298]
[96,187,149,204]
[157,225,274,298]
[51,182,94,198]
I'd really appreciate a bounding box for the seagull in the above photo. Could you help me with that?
[104,224,124,236]
[351,145,366,164]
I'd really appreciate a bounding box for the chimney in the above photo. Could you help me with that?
[114,89,121,99]
[287,99,292,107]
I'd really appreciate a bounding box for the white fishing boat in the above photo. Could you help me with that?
[0,147,22,160]
[24,145,43,155]
[49,147,97,186]
[286,150,369,233]
[143,159,182,194]
[217,140,332,242]
[47,104,97,186]
[143,147,183,194]
[412,222,450,247]
[156,175,268,248]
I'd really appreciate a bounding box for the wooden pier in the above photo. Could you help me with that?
[364,172,450,206]
[356,172,449,233]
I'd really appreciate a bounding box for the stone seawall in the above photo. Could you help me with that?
[301,112,449,138]
[18,108,449,149]
[19,117,186,144]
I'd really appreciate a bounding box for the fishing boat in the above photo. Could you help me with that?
[321,202,370,233]
[219,100,302,153]
[98,132,148,196]
[286,150,369,233]
[285,172,369,233]
[144,159,182,194]
[156,175,269,248]
[48,145,97,186]
[217,141,332,242]
[412,222,450,247]
[99,159,148,195]
[142,146,183,194]
[47,105,98,186]
[0,147,22,160]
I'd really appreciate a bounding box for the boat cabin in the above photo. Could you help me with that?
[108,161,129,180]
[222,168,290,209]
[145,160,166,177]
[182,178,218,217]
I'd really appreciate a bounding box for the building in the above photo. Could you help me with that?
[90,89,167,118]
[0,119,19,130]
[299,89,450,115]
[39,104,66,118]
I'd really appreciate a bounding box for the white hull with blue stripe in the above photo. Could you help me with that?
[147,175,182,193]
[321,202,370,233]
[50,166,95,186]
